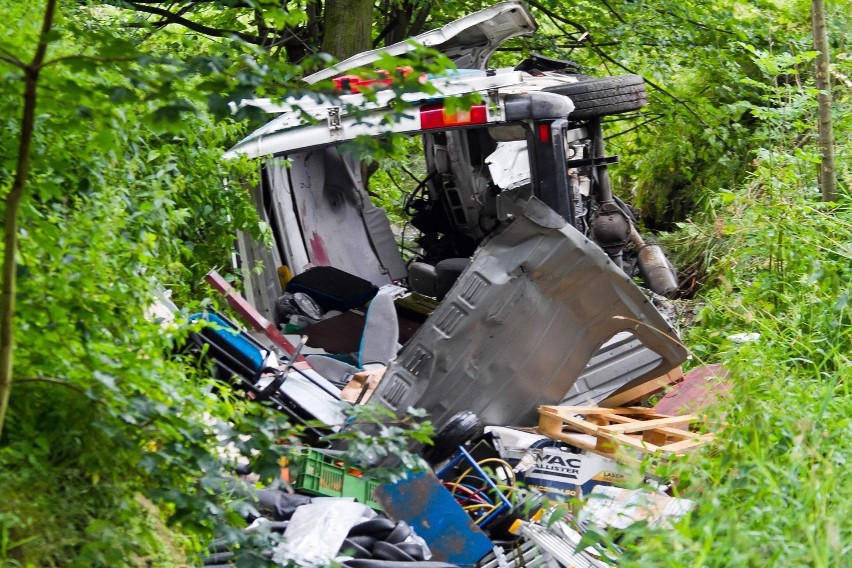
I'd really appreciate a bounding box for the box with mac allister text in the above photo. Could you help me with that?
[488,427,629,500]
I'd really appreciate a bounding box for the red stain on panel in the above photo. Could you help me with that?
[309,231,331,266]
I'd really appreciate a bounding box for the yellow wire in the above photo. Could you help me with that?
[462,503,494,511]
[475,458,517,485]
[446,456,518,522]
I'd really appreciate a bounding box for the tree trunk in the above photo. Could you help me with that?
[322,0,374,59]
[0,0,57,439]
[811,0,836,202]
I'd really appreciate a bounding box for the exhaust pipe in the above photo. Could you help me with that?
[630,225,679,297]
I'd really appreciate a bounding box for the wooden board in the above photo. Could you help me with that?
[537,405,713,462]
[600,366,684,407]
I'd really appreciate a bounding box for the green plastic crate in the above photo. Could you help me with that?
[290,449,381,510]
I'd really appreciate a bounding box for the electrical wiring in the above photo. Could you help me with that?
[446,458,516,497]
[462,503,496,512]
[464,503,501,523]
[445,480,500,524]
[443,482,493,505]
[474,458,517,485]
[440,455,521,526]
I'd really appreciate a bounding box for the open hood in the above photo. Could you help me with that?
[304,1,536,84]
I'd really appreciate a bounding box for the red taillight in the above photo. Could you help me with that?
[420,102,487,129]
[537,122,551,142]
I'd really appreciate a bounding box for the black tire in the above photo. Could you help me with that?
[384,521,412,545]
[340,539,373,559]
[346,535,379,549]
[348,518,396,539]
[422,410,484,466]
[544,74,647,119]
[395,542,426,561]
[372,542,416,562]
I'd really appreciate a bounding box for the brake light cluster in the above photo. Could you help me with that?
[419,102,487,130]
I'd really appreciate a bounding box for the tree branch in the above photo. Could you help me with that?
[528,0,725,144]
[606,115,664,139]
[588,45,721,135]
[122,1,265,44]
[0,0,58,439]
[652,7,737,36]
[38,54,137,69]
[527,0,588,37]
[0,45,25,68]
[373,13,400,48]
[599,0,627,25]
[0,55,24,69]
[12,377,88,396]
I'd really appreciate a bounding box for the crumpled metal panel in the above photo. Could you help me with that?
[561,332,664,406]
[373,196,687,427]
[235,178,284,322]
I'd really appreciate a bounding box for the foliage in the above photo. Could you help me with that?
[0,1,470,564]
[613,27,852,566]
[508,0,848,228]
[324,404,436,483]
[0,1,306,565]
[618,191,852,568]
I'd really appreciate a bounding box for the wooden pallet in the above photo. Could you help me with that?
[537,406,714,462]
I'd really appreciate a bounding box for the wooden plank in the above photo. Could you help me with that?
[594,436,619,454]
[536,405,714,463]
[588,414,611,427]
[539,405,660,417]
[558,414,603,437]
[598,415,696,434]
[537,413,567,438]
[659,434,715,453]
[642,430,668,447]
[605,414,705,440]
[596,430,661,453]
[536,430,642,467]
[600,366,684,407]
[546,431,603,454]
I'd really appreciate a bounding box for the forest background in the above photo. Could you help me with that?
[0,0,849,566]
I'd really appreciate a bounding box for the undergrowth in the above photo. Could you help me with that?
[622,189,851,567]
[619,42,851,566]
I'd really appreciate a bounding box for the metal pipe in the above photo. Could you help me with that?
[630,225,679,297]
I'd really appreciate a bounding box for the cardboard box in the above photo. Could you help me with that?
[515,443,628,500]
[486,426,630,500]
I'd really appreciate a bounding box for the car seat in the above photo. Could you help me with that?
[408,258,472,301]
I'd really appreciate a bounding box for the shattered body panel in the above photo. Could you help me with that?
[373,197,686,427]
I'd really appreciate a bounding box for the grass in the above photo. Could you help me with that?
[618,178,851,566]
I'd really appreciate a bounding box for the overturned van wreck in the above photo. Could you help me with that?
[222,0,687,432]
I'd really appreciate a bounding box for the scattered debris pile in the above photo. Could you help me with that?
[178,268,717,567]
